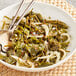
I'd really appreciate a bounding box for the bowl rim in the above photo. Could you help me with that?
[0,1,76,72]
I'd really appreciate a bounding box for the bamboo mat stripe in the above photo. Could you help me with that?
[0,0,76,76]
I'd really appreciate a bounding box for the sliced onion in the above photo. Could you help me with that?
[59,49,66,59]
[42,24,49,36]
[11,55,26,63]
[44,41,48,50]
[36,51,60,63]
[27,35,43,38]
[27,60,35,68]
[3,17,12,24]
[31,22,42,25]
[61,33,70,42]
[53,51,60,63]
[11,55,26,66]
[47,51,60,63]
[0,52,6,56]
[0,21,3,29]
[11,55,34,68]
[36,55,52,61]
[44,41,48,45]
[22,17,26,22]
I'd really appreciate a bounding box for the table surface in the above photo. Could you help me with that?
[0,0,76,76]
[0,0,76,10]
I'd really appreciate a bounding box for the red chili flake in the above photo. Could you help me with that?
[48,38,49,41]
[35,63,39,67]
[43,35,45,38]
[30,32,33,34]
[32,33,34,36]
[21,51,25,56]
[43,19,46,23]
[35,47,38,50]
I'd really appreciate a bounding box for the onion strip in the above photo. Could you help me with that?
[42,24,49,37]
[61,33,70,42]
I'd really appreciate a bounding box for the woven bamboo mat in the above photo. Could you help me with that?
[0,0,76,76]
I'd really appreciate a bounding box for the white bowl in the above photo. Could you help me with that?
[0,1,76,72]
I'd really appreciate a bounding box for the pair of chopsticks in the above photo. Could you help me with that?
[9,0,34,31]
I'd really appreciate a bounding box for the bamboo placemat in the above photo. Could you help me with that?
[0,0,76,76]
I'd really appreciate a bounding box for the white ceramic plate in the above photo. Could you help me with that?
[0,1,76,72]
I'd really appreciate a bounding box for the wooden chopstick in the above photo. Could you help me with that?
[9,0,25,30]
[10,0,34,31]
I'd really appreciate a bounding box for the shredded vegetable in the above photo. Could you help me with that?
[0,10,70,68]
